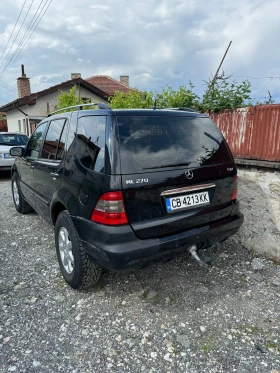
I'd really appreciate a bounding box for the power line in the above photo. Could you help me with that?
[0,80,17,95]
[0,0,53,81]
[0,89,15,99]
[0,94,9,105]
[0,0,28,65]
[0,0,36,72]
[17,0,46,50]
[0,0,46,76]
[233,75,280,80]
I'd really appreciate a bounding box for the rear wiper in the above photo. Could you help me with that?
[143,162,191,169]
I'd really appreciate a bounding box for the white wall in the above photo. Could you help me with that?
[29,87,106,117]
[6,86,107,134]
[6,110,27,133]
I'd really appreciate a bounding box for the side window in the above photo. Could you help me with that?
[41,119,66,160]
[76,115,106,173]
[57,122,67,160]
[25,122,48,159]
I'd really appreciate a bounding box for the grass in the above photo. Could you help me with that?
[266,340,280,353]
[201,337,216,353]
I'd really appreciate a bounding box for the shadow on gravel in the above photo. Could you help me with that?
[0,170,11,182]
[79,239,254,313]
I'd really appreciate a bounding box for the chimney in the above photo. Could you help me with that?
[17,65,31,98]
[120,75,129,86]
[71,73,81,80]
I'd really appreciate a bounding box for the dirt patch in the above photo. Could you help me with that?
[236,167,280,262]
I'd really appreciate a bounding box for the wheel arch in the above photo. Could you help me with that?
[51,201,67,225]
[11,164,18,175]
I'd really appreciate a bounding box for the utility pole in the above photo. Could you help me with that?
[210,41,232,88]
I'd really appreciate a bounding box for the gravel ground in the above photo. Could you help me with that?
[0,171,280,373]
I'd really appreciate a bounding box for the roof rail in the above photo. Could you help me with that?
[164,107,197,112]
[47,102,111,117]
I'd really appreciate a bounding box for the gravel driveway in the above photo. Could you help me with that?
[0,172,280,373]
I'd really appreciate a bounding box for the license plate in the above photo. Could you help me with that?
[3,153,11,159]
[166,191,210,212]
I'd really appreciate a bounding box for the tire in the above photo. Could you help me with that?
[55,211,102,289]
[11,172,33,214]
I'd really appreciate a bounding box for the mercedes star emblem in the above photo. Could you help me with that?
[185,170,193,180]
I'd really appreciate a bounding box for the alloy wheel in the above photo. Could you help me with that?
[58,227,74,274]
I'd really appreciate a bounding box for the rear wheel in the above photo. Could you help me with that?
[55,211,102,289]
[11,172,33,214]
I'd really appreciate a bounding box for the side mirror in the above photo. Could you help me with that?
[10,147,24,157]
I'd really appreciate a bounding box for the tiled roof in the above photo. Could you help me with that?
[85,75,132,96]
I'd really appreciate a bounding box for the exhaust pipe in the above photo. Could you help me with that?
[188,245,209,268]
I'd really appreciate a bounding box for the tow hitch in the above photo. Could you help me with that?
[188,245,209,268]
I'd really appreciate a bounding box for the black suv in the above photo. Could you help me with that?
[10,103,243,289]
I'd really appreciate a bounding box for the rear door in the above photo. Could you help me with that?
[33,118,68,222]
[116,113,236,239]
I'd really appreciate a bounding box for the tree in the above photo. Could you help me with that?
[156,83,199,109]
[56,85,90,110]
[79,74,268,113]
[0,113,7,132]
[109,83,199,110]
[109,90,153,109]
[200,74,252,112]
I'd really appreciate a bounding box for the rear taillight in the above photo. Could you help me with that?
[91,191,128,225]
[231,175,238,200]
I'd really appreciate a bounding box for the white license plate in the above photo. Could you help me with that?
[166,191,210,212]
[3,153,12,159]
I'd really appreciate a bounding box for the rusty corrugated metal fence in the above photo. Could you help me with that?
[209,104,280,162]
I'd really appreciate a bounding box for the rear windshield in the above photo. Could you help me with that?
[0,134,28,146]
[117,115,232,173]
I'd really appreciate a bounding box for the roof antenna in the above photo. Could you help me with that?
[153,98,157,110]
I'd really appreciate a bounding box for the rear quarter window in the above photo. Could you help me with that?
[76,115,106,173]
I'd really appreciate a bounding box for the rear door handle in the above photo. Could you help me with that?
[50,172,59,179]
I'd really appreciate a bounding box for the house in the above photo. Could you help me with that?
[0,65,132,135]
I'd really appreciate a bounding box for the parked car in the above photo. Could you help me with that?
[10,103,243,289]
[0,132,28,171]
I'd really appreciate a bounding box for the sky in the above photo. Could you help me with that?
[0,0,280,106]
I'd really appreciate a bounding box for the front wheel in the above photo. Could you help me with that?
[55,211,102,289]
[11,172,33,214]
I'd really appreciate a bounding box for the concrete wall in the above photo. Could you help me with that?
[234,167,280,262]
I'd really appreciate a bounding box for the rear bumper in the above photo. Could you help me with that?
[71,209,244,271]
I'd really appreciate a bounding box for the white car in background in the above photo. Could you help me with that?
[0,132,28,171]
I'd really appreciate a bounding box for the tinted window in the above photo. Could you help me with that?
[76,116,106,173]
[25,122,48,159]
[67,116,76,153]
[117,115,232,173]
[42,119,66,160]
[57,122,67,160]
[0,134,28,146]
